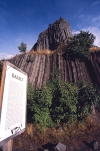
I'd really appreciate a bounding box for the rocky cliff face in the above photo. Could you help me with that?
[5,17,100,89]
[90,51,100,86]
[32,17,72,51]
[8,51,100,89]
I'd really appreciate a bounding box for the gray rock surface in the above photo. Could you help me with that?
[7,51,100,89]
[91,140,99,150]
[31,17,72,51]
[44,149,49,151]
[54,142,66,151]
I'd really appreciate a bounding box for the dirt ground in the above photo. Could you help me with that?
[12,110,100,151]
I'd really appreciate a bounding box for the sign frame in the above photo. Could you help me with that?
[0,61,28,147]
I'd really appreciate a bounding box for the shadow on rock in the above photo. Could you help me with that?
[42,142,57,151]
[37,148,44,151]
[83,140,99,150]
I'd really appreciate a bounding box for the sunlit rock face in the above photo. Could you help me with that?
[8,50,100,89]
[31,17,72,51]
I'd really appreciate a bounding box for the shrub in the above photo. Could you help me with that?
[77,81,100,121]
[47,69,78,124]
[49,81,78,124]
[27,83,53,128]
[27,71,100,128]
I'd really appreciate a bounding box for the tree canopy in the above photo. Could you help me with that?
[18,42,27,53]
[63,31,95,61]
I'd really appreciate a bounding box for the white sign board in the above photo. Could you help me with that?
[0,61,27,147]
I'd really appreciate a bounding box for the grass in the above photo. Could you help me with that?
[13,112,100,151]
[89,46,100,52]
[9,44,100,63]
[6,43,100,65]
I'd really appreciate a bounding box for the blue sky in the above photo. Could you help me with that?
[0,0,100,60]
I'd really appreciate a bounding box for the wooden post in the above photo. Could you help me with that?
[1,140,13,151]
[92,105,95,114]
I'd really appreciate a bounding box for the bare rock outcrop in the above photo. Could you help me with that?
[31,17,72,51]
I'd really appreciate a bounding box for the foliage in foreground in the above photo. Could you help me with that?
[46,70,78,124]
[27,70,100,129]
[27,83,53,128]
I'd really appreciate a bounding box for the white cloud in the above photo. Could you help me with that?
[73,14,100,47]
[0,52,13,60]
[91,1,99,6]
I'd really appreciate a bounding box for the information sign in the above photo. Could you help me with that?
[0,61,27,147]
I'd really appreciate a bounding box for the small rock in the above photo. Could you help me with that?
[91,140,99,150]
[44,149,49,151]
[56,126,63,132]
[54,142,66,151]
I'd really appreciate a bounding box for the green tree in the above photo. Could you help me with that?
[63,31,95,61]
[18,42,27,53]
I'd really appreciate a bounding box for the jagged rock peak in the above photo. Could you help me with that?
[31,17,72,51]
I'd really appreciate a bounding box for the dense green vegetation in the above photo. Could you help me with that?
[27,83,53,128]
[27,70,100,129]
[63,31,95,61]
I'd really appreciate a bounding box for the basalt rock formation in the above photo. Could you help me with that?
[7,50,100,89]
[31,17,72,51]
[3,17,100,89]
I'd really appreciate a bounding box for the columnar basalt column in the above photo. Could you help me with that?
[31,17,72,51]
